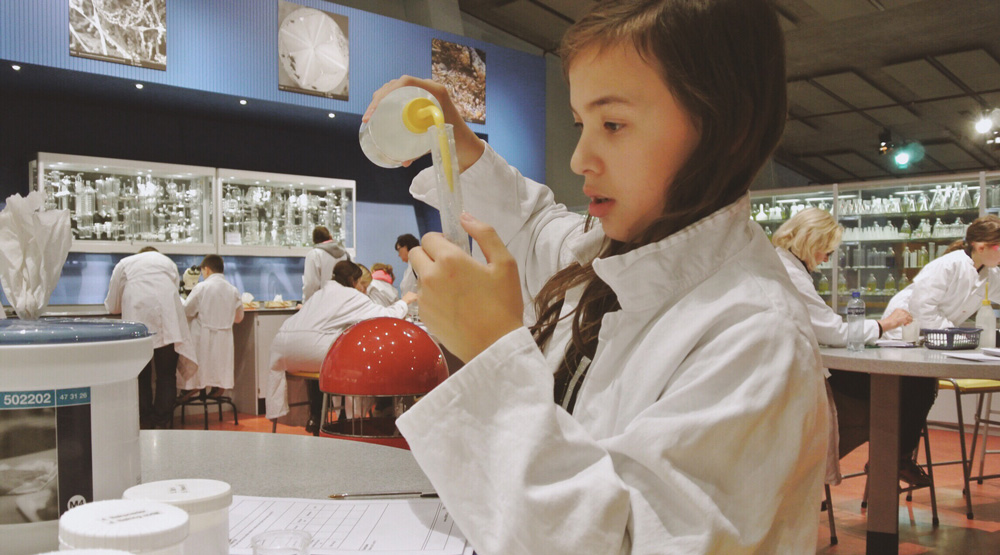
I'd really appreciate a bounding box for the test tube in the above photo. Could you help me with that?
[428,124,471,254]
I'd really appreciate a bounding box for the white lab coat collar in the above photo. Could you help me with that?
[585,195,752,312]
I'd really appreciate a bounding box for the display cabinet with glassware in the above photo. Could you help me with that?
[754,171,1000,316]
[835,173,994,315]
[216,169,355,257]
[750,184,837,308]
[30,153,216,254]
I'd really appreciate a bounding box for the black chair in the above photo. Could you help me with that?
[174,389,238,430]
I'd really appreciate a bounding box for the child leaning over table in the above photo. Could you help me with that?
[178,254,245,400]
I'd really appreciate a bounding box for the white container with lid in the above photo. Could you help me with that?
[123,479,232,555]
[0,319,152,555]
[38,550,132,554]
[58,499,189,554]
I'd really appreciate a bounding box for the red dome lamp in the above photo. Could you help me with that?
[319,317,448,449]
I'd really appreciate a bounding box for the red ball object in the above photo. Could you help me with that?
[320,317,448,396]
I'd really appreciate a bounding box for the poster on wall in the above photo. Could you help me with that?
[278,1,349,100]
[432,39,486,124]
[69,0,167,70]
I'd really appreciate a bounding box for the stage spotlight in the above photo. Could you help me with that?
[878,128,893,155]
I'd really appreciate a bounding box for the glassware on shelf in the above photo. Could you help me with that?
[838,272,848,294]
[884,274,896,295]
[866,273,878,294]
[930,185,946,211]
[957,184,974,210]
[918,246,929,267]
[902,246,911,268]
[900,219,912,237]
[755,204,767,221]
[903,194,916,213]
[899,273,910,290]
[817,274,830,294]
[917,193,930,212]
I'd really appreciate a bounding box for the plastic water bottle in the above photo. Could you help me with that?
[976,283,996,349]
[847,291,865,351]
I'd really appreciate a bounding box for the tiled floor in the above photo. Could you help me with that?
[172,409,1000,553]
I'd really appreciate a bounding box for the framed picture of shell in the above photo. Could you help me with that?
[277,1,350,100]
[69,0,167,70]
[432,39,486,124]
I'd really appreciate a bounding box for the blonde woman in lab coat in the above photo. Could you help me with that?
[266,261,417,428]
[883,214,1000,337]
[177,254,244,398]
[364,1,829,552]
[772,209,935,486]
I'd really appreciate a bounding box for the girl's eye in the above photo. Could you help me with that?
[604,121,624,132]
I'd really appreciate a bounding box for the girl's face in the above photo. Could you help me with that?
[568,44,700,242]
[974,243,1000,268]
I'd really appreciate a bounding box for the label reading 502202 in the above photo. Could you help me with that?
[0,387,91,409]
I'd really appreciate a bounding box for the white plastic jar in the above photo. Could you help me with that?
[39,550,132,554]
[58,500,189,554]
[124,479,233,555]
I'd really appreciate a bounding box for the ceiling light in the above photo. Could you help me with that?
[135,83,144,89]
[11,64,21,71]
[892,141,925,169]
[328,113,336,118]
[976,116,993,134]
[239,99,247,105]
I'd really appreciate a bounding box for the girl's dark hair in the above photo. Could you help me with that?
[312,226,332,244]
[395,234,419,250]
[945,215,1000,254]
[332,260,362,288]
[536,0,788,407]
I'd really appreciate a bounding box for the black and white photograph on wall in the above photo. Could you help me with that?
[432,39,486,124]
[278,1,349,100]
[69,0,167,70]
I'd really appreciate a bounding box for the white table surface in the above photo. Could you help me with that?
[141,430,433,498]
[820,346,1000,555]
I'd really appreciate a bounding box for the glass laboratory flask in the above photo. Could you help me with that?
[866,273,878,294]
[360,86,443,168]
[817,274,830,294]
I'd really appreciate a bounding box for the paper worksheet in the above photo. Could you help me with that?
[228,495,472,554]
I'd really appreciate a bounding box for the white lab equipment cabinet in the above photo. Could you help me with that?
[29,153,357,258]
[752,170,1000,315]
[216,168,356,258]
[30,152,216,254]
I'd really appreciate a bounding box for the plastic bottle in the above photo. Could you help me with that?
[976,283,996,349]
[817,274,830,294]
[899,273,910,290]
[866,273,878,293]
[847,291,866,351]
[838,272,848,294]
[884,273,896,295]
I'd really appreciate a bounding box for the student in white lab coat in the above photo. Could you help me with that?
[267,261,417,430]
[395,234,419,296]
[883,215,1000,336]
[177,254,245,399]
[302,225,349,302]
[105,247,196,429]
[367,263,399,307]
[363,1,829,552]
[772,208,935,486]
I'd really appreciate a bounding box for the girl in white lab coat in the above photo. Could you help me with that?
[884,215,1000,336]
[367,263,399,307]
[266,261,417,423]
[772,208,936,486]
[365,1,829,552]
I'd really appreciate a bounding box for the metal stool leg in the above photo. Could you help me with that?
[921,425,939,526]
[952,385,975,519]
[824,484,838,545]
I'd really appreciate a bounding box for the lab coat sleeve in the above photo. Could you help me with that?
[908,260,959,330]
[397,314,826,554]
[780,252,879,345]
[183,283,202,319]
[302,249,322,302]
[411,144,588,302]
[104,261,125,314]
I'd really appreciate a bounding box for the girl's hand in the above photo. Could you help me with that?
[409,213,523,362]
[362,75,485,171]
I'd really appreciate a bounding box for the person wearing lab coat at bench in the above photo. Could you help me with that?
[771,208,935,486]
[105,246,196,429]
[177,254,244,400]
[395,234,419,297]
[367,263,399,307]
[302,225,349,302]
[365,1,829,552]
[883,214,1000,339]
[267,260,417,432]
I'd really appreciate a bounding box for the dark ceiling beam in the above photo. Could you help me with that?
[805,79,888,130]
[817,155,862,181]
[786,87,1000,122]
[526,0,575,25]
[924,55,991,109]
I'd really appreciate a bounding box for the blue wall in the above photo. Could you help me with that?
[0,0,546,306]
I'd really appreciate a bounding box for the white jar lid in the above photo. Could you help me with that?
[124,478,233,515]
[59,500,189,552]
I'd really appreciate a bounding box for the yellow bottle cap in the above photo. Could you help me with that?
[402,98,439,134]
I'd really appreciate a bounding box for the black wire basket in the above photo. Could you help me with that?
[921,328,982,350]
